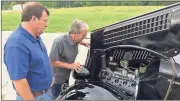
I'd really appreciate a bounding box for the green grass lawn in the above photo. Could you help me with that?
[2,6,164,33]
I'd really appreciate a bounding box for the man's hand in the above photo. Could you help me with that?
[80,41,90,48]
[70,62,82,72]
[83,42,90,48]
[51,77,54,87]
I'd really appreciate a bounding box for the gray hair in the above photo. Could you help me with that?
[69,19,89,34]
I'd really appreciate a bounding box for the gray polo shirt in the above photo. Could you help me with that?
[49,34,78,84]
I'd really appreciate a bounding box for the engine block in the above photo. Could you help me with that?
[100,68,139,97]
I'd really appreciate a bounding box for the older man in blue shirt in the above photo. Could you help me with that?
[4,2,53,100]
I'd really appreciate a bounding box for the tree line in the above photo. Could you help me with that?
[2,1,179,10]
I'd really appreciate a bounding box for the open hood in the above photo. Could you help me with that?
[90,2,180,57]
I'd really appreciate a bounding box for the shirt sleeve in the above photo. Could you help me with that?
[49,39,63,61]
[4,46,30,80]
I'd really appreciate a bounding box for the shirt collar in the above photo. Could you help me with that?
[18,25,41,43]
[66,33,76,46]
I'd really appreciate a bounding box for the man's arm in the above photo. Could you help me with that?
[13,78,35,100]
[50,39,82,72]
[51,60,82,72]
[79,41,90,48]
[4,46,33,99]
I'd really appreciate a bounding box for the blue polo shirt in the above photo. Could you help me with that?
[4,25,52,92]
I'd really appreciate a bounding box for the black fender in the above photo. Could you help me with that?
[59,83,119,100]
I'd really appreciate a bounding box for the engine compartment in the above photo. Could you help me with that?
[97,47,162,99]
[60,46,174,100]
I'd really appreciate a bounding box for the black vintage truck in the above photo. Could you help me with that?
[58,2,180,100]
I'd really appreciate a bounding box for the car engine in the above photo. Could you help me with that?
[99,48,160,99]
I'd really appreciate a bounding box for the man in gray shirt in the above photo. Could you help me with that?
[49,19,89,99]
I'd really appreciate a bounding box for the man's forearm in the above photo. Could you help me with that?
[79,41,85,46]
[51,60,72,69]
[13,78,35,100]
[79,41,90,47]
